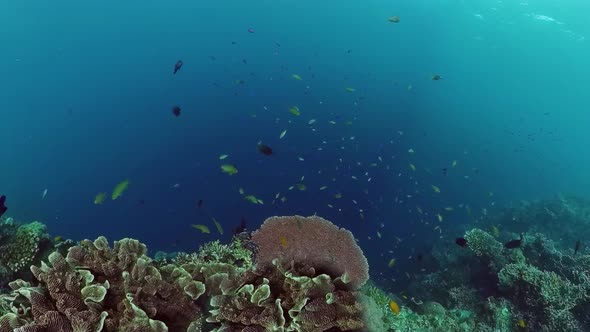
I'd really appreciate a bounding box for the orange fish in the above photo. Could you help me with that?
[388,300,400,315]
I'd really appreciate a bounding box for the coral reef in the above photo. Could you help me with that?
[0,237,202,332]
[0,215,371,331]
[0,219,53,287]
[251,215,369,290]
[206,260,365,331]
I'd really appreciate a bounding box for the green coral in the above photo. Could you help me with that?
[498,261,588,330]
[0,221,49,274]
[173,239,253,272]
[387,307,489,332]
[484,298,514,331]
[464,229,504,259]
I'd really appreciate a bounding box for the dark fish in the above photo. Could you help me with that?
[0,195,7,218]
[416,252,423,262]
[455,237,468,248]
[197,199,203,208]
[232,217,247,235]
[172,106,181,117]
[242,59,248,64]
[575,240,581,256]
[257,143,273,156]
[432,74,442,81]
[173,60,183,75]
[442,168,448,176]
[505,234,524,249]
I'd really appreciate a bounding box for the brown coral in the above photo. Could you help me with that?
[206,259,365,331]
[0,237,203,332]
[251,215,369,290]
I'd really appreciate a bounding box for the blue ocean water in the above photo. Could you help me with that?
[1,0,589,291]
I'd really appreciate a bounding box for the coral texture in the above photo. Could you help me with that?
[251,215,369,290]
[0,215,371,331]
[0,221,52,285]
[0,237,202,332]
[206,260,365,331]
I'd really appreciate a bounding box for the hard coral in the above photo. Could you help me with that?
[251,215,369,290]
[0,237,203,332]
[498,262,588,329]
[206,260,365,331]
[0,221,51,282]
[464,229,508,271]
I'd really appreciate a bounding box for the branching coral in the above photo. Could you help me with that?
[251,215,369,290]
[0,221,51,282]
[173,239,254,273]
[498,261,588,329]
[463,229,507,269]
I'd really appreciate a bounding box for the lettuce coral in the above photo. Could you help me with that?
[206,259,366,331]
[0,215,372,332]
[0,237,203,332]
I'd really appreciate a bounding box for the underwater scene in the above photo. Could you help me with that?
[1,0,590,331]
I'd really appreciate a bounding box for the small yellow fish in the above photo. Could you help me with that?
[288,106,301,116]
[279,234,289,248]
[431,185,441,193]
[388,300,400,315]
[292,74,302,80]
[244,195,263,204]
[409,163,416,171]
[221,164,238,176]
[191,224,210,234]
[212,218,224,235]
[452,160,458,167]
[219,154,229,160]
[345,87,356,92]
[111,179,130,200]
[517,319,526,328]
[490,225,500,238]
[94,192,106,205]
[280,129,287,139]
[295,183,307,191]
[436,214,443,222]
[388,258,396,268]
[54,235,63,242]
